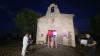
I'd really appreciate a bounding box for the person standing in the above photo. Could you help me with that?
[47,30,53,47]
[21,33,31,56]
[86,34,97,56]
[53,30,57,48]
[27,33,33,51]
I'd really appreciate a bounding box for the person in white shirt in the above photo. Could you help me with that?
[21,33,31,56]
[53,30,57,48]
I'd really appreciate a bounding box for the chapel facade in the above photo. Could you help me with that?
[36,4,76,47]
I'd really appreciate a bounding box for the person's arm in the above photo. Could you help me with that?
[87,41,97,46]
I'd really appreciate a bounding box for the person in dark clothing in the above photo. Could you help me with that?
[86,34,97,56]
[27,33,33,51]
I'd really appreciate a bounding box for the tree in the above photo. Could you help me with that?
[91,14,100,47]
[14,8,41,37]
[91,14,100,35]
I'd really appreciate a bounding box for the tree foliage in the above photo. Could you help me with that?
[91,14,100,35]
[15,8,41,35]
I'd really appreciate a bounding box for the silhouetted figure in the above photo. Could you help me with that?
[86,34,97,56]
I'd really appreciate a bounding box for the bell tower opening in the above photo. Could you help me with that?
[51,6,54,13]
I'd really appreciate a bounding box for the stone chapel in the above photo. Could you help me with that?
[36,4,76,47]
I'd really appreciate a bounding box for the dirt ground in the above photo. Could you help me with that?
[0,41,99,56]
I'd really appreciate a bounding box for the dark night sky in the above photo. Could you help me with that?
[0,0,100,32]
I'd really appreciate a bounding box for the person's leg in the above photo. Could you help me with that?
[21,46,24,56]
[50,36,53,48]
[55,37,58,48]
[48,36,49,47]
[21,44,28,56]
[51,37,54,48]
[53,37,54,48]
[53,37,55,48]
[21,46,26,56]
[46,36,48,45]
[48,36,51,47]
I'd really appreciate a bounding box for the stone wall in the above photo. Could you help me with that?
[36,4,76,47]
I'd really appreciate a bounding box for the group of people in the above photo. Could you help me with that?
[21,33,33,56]
[47,30,58,48]
[21,32,97,56]
[21,30,58,56]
